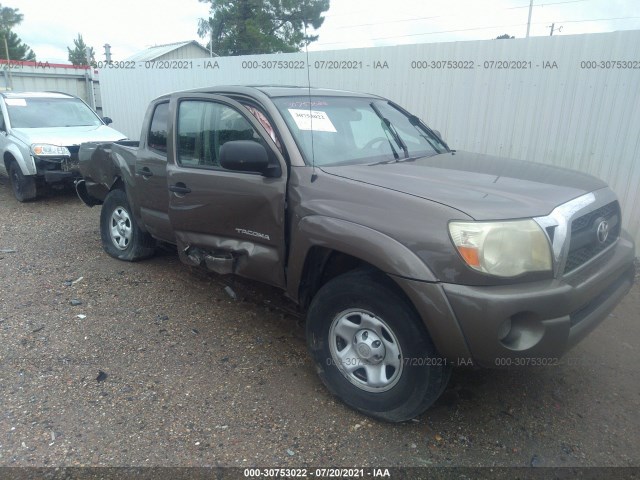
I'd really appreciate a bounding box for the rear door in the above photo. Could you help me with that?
[166,94,288,287]
[133,101,173,242]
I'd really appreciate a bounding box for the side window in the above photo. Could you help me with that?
[147,102,169,154]
[177,100,262,169]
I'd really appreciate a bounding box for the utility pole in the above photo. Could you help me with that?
[103,44,112,62]
[548,23,563,36]
[3,34,12,90]
[526,0,534,38]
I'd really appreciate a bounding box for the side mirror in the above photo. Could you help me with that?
[433,129,443,141]
[102,116,113,125]
[219,140,275,176]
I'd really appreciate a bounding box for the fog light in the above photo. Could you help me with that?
[499,312,545,351]
[497,318,512,341]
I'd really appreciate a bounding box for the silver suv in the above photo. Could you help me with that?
[0,91,126,202]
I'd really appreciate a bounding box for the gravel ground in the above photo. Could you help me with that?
[0,178,639,470]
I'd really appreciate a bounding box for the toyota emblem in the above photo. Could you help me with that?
[596,220,609,244]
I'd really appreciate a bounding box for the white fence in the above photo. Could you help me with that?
[100,30,640,252]
[1,61,101,111]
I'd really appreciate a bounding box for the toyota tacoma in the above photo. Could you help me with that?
[76,86,636,421]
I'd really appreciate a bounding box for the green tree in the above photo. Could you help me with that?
[495,33,515,39]
[0,4,35,61]
[0,29,35,60]
[67,34,94,65]
[198,0,330,56]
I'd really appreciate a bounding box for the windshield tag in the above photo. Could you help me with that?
[5,98,27,107]
[288,109,336,133]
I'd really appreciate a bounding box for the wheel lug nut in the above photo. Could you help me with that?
[362,331,368,340]
[372,340,381,348]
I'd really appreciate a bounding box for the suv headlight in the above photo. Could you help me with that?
[449,219,552,277]
[31,144,71,157]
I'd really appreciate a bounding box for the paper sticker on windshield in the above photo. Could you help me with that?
[288,109,336,132]
[5,98,27,107]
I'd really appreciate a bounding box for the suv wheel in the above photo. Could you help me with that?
[307,269,451,422]
[8,161,37,202]
[100,189,155,261]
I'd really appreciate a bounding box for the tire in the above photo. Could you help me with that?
[8,161,37,202]
[100,189,155,261]
[306,269,452,422]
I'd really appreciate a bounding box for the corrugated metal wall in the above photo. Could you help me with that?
[1,64,94,102]
[100,30,640,252]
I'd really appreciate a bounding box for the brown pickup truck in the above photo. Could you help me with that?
[77,86,636,422]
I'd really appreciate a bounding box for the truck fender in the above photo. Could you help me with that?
[108,150,146,225]
[286,215,437,301]
[109,150,137,190]
[3,142,35,176]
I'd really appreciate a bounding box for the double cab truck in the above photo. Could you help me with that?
[77,86,636,421]
[0,91,125,202]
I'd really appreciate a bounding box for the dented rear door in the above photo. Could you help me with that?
[166,93,287,287]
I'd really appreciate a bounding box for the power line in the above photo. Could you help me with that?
[556,15,640,24]
[337,15,442,29]
[330,0,595,31]
[508,0,592,9]
[315,22,528,46]
[313,15,640,47]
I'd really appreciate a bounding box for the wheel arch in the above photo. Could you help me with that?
[105,175,150,235]
[4,144,34,175]
[289,215,437,308]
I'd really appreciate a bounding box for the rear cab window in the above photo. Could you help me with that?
[147,102,169,155]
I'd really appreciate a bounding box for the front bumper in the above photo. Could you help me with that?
[43,170,79,183]
[395,232,635,367]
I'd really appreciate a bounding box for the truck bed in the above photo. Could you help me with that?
[78,141,140,205]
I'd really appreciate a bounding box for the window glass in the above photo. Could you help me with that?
[148,102,169,154]
[243,104,282,152]
[5,97,102,128]
[177,100,262,169]
[273,96,446,166]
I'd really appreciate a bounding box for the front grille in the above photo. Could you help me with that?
[563,201,620,274]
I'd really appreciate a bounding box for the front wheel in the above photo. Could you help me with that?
[8,161,37,202]
[100,189,155,261]
[307,269,451,422]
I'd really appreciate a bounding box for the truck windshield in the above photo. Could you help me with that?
[5,97,102,128]
[273,96,447,166]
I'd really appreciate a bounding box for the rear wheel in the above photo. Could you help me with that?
[8,161,37,202]
[100,189,155,261]
[306,269,451,422]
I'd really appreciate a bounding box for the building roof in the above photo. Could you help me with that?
[125,40,213,62]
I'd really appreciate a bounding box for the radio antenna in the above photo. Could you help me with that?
[304,21,317,182]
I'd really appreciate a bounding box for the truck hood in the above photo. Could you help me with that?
[321,151,608,220]
[10,125,126,147]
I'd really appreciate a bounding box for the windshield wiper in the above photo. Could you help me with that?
[368,155,422,166]
[370,102,409,159]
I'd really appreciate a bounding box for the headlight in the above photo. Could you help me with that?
[449,219,552,277]
[31,144,70,157]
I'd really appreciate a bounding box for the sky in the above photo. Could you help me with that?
[10,0,640,63]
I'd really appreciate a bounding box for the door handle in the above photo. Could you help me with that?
[136,167,153,178]
[169,184,191,195]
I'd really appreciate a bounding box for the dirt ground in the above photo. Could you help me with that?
[0,179,638,471]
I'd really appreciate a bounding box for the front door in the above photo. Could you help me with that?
[166,94,288,287]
